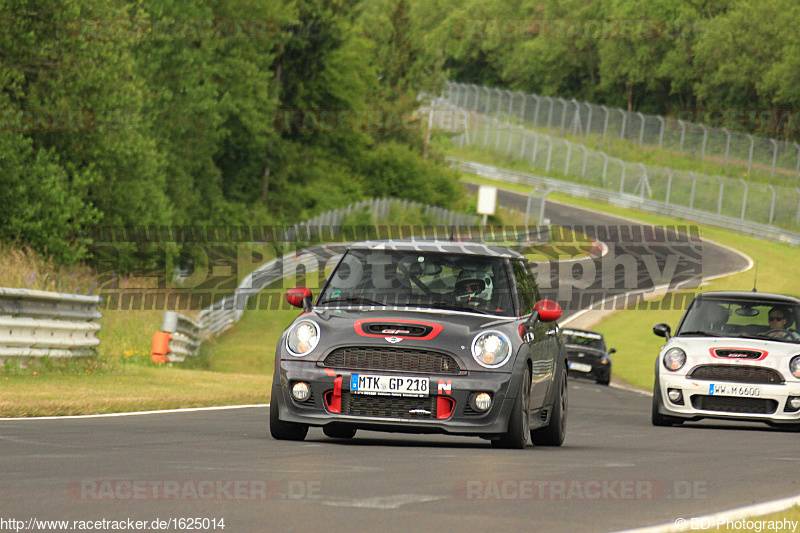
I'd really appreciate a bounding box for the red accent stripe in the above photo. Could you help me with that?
[353,319,443,340]
[437,396,455,419]
[330,376,342,413]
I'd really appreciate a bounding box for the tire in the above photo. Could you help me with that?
[492,367,531,449]
[596,372,610,386]
[269,390,308,441]
[531,368,567,446]
[651,382,683,427]
[323,424,357,439]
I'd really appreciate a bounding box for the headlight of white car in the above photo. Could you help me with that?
[663,347,687,371]
[286,320,320,357]
[790,355,800,379]
[472,330,511,368]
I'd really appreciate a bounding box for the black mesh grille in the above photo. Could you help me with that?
[712,349,764,360]
[688,365,784,384]
[341,392,437,419]
[324,347,461,374]
[690,395,778,415]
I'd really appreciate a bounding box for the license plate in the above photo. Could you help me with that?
[568,362,592,373]
[708,384,762,397]
[350,374,429,397]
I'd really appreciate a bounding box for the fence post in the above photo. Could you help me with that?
[506,90,515,121]
[470,84,479,110]
[601,152,609,186]
[665,171,673,204]
[795,143,800,184]
[768,185,776,224]
[717,177,724,215]
[740,178,748,219]
[520,93,528,125]
[519,127,527,158]
[560,98,568,130]
[532,94,541,127]
[700,125,708,157]
[484,87,492,114]
[546,97,554,128]
[724,129,731,166]
[619,159,626,193]
[689,172,697,209]
[747,134,755,174]
[545,136,553,172]
[657,116,665,148]
[602,105,610,137]
[770,139,778,178]
[618,109,627,139]
[565,141,572,174]
[493,88,502,115]
[531,132,540,165]
[796,189,800,225]
[637,112,645,144]
[586,103,593,135]
[581,146,588,177]
[678,120,686,152]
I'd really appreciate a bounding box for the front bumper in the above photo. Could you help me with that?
[273,360,519,436]
[656,377,800,426]
[567,357,610,382]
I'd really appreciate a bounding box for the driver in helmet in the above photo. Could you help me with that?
[454,269,492,310]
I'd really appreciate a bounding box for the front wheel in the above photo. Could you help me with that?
[492,367,531,449]
[269,391,309,441]
[531,368,567,446]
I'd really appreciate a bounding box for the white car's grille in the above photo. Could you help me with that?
[687,364,784,384]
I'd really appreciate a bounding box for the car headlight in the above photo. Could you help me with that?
[663,347,686,372]
[472,330,511,368]
[790,356,800,379]
[286,320,320,357]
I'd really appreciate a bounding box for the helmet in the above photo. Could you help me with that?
[454,268,492,305]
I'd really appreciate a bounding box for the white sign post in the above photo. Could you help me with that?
[476,185,497,227]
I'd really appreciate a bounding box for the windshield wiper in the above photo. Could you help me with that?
[677,330,722,337]
[405,301,493,315]
[317,296,384,306]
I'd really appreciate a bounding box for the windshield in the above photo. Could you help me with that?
[562,330,606,350]
[677,297,800,343]
[317,249,515,316]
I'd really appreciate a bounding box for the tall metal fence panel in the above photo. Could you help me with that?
[432,92,800,234]
[445,82,800,184]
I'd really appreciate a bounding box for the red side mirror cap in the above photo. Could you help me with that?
[534,299,562,322]
[286,286,312,308]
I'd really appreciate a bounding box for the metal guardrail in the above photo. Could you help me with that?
[0,288,102,360]
[448,158,800,246]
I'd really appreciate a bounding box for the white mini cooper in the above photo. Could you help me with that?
[652,291,800,430]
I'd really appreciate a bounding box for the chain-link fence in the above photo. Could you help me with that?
[445,82,800,186]
[434,89,800,232]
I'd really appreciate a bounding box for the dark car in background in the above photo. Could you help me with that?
[270,240,568,449]
[562,328,615,385]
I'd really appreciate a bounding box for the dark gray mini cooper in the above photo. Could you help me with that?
[270,240,567,449]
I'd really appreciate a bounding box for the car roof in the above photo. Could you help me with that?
[348,240,526,259]
[694,291,800,305]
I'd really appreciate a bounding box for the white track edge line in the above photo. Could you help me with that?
[1,404,268,421]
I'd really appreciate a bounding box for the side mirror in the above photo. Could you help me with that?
[653,323,671,339]
[608,348,617,355]
[534,299,562,323]
[286,286,312,311]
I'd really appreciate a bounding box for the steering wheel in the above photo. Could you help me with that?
[766,328,796,340]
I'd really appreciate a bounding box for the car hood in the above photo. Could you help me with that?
[662,336,800,375]
[565,345,606,357]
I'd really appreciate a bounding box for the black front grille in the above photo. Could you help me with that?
[691,395,778,415]
[324,347,461,374]
[712,349,764,360]
[341,392,437,419]
[688,365,784,384]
